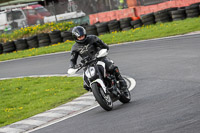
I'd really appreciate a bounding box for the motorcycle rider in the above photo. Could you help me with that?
[69,26,127,91]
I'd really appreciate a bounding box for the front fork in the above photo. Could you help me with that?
[94,65,108,92]
[84,65,107,94]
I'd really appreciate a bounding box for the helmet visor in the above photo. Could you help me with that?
[77,35,85,40]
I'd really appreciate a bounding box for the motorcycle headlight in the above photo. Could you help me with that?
[85,67,95,78]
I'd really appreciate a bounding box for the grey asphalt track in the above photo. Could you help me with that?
[1,34,200,133]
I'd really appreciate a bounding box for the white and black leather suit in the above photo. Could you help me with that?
[70,35,127,91]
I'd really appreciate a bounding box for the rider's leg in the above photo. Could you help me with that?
[103,58,127,91]
[113,67,127,90]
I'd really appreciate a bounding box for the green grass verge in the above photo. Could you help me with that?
[1,17,200,61]
[0,76,86,127]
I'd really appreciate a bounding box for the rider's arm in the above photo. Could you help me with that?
[70,51,78,68]
[94,36,109,50]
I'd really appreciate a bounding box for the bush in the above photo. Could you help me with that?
[0,21,76,43]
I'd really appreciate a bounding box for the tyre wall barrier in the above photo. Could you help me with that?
[0,30,74,54]
[49,30,62,45]
[89,0,200,25]
[108,20,121,32]
[95,22,110,35]
[1,1,200,55]
[37,33,51,47]
[0,43,3,54]
[27,35,39,49]
[119,17,133,31]
[134,0,200,16]
[2,41,16,53]
[14,39,28,51]
[85,25,98,36]
[61,31,73,42]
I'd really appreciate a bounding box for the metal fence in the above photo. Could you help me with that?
[137,0,171,6]
[44,0,128,24]
[0,0,127,33]
[45,0,127,16]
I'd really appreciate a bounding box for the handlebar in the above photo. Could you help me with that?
[68,49,108,75]
[74,56,98,72]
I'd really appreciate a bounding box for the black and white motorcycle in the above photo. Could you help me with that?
[68,49,131,111]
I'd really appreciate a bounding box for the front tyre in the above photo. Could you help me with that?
[119,88,131,103]
[91,83,113,111]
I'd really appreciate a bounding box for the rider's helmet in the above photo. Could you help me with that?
[72,26,87,44]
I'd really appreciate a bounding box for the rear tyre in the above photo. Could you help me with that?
[119,87,131,103]
[91,83,113,111]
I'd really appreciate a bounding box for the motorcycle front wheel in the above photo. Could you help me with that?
[91,83,113,111]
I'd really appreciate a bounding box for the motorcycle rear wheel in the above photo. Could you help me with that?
[91,83,113,111]
[119,88,131,103]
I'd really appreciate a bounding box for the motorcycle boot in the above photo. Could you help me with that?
[114,67,127,91]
